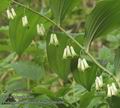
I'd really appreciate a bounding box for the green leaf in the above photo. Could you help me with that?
[49,0,79,24]
[98,46,114,62]
[32,85,56,98]
[107,96,120,108]
[0,92,10,104]
[114,47,120,74]
[11,61,44,80]
[6,77,27,91]
[46,32,70,79]
[9,7,49,55]
[72,61,98,90]
[0,0,11,14]
[64,84,86,104]
[79,91,94,108]
[0,105,15,108]
[85,0,120,49]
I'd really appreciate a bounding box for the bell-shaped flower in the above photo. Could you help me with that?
[49,33,59,46]
[6,9,14,20]
[37,24,45,36]
[107,83,118,97]
[95,75,103,90]
[11,8,16,18]
[77,58,89,71]
[22,16,28,27]
[107,84,112,97]
[63,48,67,59]
[70,46,77,57]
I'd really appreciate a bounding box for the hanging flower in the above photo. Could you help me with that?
[49,33,59,46]
[6,8,16,20]
[66,46,72,57]
[22,16,28,27]
[63,45,77,59]
[63,47,67,59]
[95,75,103,90]
[11,8,16,18]
[77,58,89,71]
[107,83,118,97]
[37,24,45,36]
[70,46,77,57]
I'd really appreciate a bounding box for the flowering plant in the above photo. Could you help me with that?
[0,0,120,108]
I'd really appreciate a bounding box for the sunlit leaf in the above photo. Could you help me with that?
[85,0,120,49]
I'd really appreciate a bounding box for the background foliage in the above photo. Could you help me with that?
[0,0,120,108]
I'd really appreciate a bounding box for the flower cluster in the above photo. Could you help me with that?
[7,8,47,38]
[77,58,89,71]
[22,16,28,27]
[49,33,59,46]
[95,75,103,90]
[107,83,118,97]
[6,8,16,20]
[63,46,77,59]
[37,24,45,36]
[95,75,118,97]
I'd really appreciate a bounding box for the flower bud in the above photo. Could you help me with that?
[37,24,45,36]
[107,84,112,97]
[70,46,77,57]
[77,58,86,71]
[77,58,89,71]
[22,16,28,27]
[6,9,14,20]
[83,58,89,68]
[77,58,82,70]
[107,83,118,97]
[95,75,103,90]
[49,34,54,45]
[49,33,59,46]
[53,34,59,46]
[111,83,117,95]
[66,46,72,57]
[63,48,67,59]
[11,8,16,17]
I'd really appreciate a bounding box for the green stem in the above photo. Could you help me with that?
[12,0,119,87]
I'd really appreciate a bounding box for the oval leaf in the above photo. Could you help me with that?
[85,0,120,49]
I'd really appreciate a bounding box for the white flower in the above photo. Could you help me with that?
[77,58,89,71]
[54,34,59,46]
[6,9,14,19]
[95,75,103,90]
[63,46,77,59]
[63,48,67,59]
[37,24,45,36]
[70,46,77,57]
[82,58,89,69]
[22,16,28,27]
[66,46,72,57]
[49,34,54,45]
[49,33,59,46]
[107,84,112,97]
[107,83,118,97]
[6,8,16,20]
[77,58,82,70]
[11,8,16,17]
[111,83,118,95]
[63,46,72,59]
